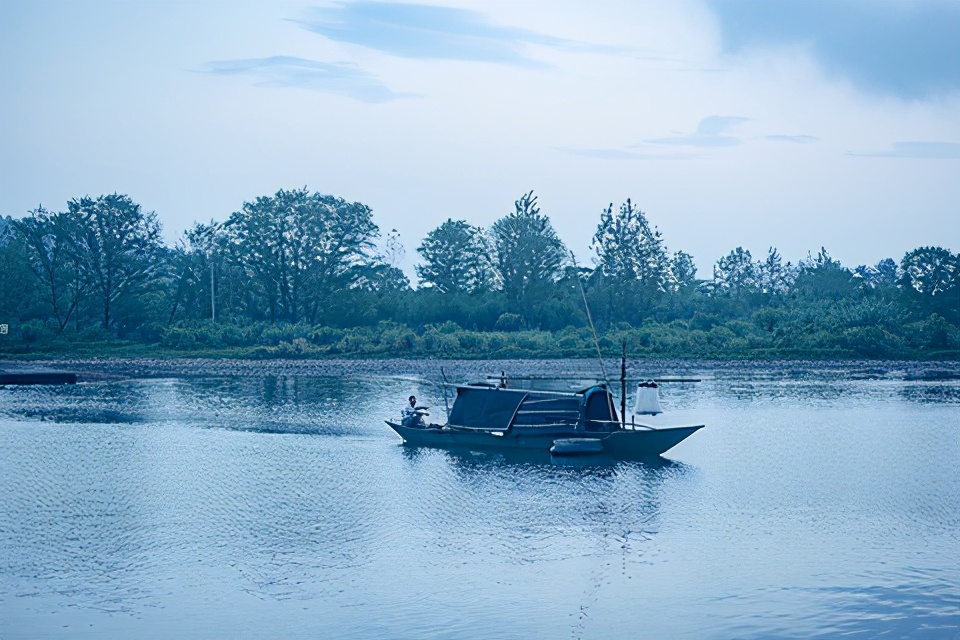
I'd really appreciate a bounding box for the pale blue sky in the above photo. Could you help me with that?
[2,0,958,278]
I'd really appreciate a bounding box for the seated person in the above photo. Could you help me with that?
[401,395,427,427]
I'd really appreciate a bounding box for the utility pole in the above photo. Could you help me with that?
[210,255,216,324]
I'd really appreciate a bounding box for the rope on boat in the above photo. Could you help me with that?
[569,252,619,426]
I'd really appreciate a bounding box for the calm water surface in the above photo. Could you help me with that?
[1,360,958,639]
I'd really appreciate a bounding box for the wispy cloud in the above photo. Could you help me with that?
[710,0,960,100]
[647,116,749,147]
[766,134,818,144]
[292,1,619,66]
[848,141,960,159]
[202,56,411,102]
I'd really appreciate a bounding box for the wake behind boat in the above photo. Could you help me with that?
[385,379,703,459]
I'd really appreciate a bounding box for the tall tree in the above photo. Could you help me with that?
[899,246,958,297]
[67,194,163,329]
[591,199,671,291]
[793,246,854,301]
[381,228,405,269]
[490,191,566,313]
[853,258,898,290]
[166,221,227,324]
[14,207,87,331]
[799,246,843,272]
[757,247,794,296]
[670,251,698,291]
[0,216,39,327]
[898,246,959,325]
[416,218,492,293]
[350,262,411,293]
[224,188,380,323]
[359,228,410,292]
[712,246,759,296]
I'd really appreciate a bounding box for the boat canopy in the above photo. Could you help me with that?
[448,385,618,432]
[448,387,528,431]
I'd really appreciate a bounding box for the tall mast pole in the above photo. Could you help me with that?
[621,342,627,428]
[569,252,617,426]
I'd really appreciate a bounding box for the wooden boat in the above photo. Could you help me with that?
[385,382,703,459]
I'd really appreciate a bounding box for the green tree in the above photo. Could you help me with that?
[380,229,406,270]
[224,188,380,323]
[792,247,855,301]
[853,258,897,290]
[166,221,227,324]
[490,191,566,318]
[362,227,411,292]
[67,194,164,330]
[0,216,40,328]
[416,218,492,293]
[712,246,759,296]
[670,250,698,290]
[899,246,958,297]
[14,207,87,331]
[757,247,794,296]
[898,246,959,324]
[351,263,411,293]
[592,199,671,290]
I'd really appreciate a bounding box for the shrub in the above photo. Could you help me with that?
[494,313,523,332]
[16,319,52,344]
[840,326,905,358]
[273,337,319,357]
[378,324,418,353]
[310,326,345,346]
[916,314,959,350]
[161,326,199,349]
[422,330,460,355]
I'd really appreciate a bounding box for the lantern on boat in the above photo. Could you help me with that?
[632,381,662,416]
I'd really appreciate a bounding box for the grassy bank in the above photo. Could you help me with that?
[2,318,958,361]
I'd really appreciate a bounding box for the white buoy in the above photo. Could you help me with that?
[632,381,662,416]
[551,438,604,455]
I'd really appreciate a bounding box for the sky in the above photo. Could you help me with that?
[2,0,959,281]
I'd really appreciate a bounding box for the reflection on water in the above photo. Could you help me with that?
[1,361,958,639]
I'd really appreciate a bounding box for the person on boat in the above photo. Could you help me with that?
[401,395,425,427]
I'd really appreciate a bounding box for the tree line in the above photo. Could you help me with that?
[1,188,958,358]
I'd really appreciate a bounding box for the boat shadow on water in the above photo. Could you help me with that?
[398,441,693,475]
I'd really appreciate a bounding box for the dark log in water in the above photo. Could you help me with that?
[0,371,78,385]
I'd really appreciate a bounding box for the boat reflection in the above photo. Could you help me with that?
[394,441,696,580]
[399,442,690,473]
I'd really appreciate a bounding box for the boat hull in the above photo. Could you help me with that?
[386,421,703,459]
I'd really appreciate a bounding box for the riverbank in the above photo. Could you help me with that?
[3,314,958,362]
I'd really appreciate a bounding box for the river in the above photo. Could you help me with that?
[1,359,958,639]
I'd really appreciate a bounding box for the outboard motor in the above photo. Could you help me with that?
[632,381,662,416]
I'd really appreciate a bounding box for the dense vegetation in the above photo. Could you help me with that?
[1,188,957,359]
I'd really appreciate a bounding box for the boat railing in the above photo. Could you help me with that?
[513,409,580,416]
[447,423,506,432]
[621,420,656,431]
[513,422,580,429]
[587,418,657,431]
